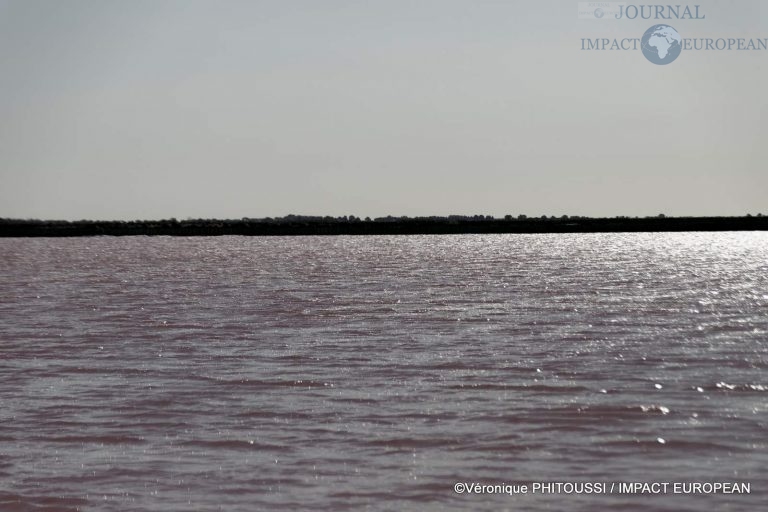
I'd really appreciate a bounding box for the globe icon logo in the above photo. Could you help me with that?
[594,8,605,18]
[641,25,682,65]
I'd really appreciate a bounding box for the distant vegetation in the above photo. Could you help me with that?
[1,214,766,237]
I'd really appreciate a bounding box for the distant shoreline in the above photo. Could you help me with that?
[1,215,767,237]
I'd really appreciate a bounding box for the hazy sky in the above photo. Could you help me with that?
[1,0,766,220]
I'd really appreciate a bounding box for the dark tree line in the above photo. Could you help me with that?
[1,214,766,237]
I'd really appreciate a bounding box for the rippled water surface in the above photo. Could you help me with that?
[1,233,767,511]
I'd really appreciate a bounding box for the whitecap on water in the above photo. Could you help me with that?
[640,405,670,415]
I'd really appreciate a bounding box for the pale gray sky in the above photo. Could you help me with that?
[1,0,766,220]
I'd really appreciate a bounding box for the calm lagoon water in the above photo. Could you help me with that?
[1,233,766,511]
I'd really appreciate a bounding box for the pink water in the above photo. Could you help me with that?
[1,233,766,511]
